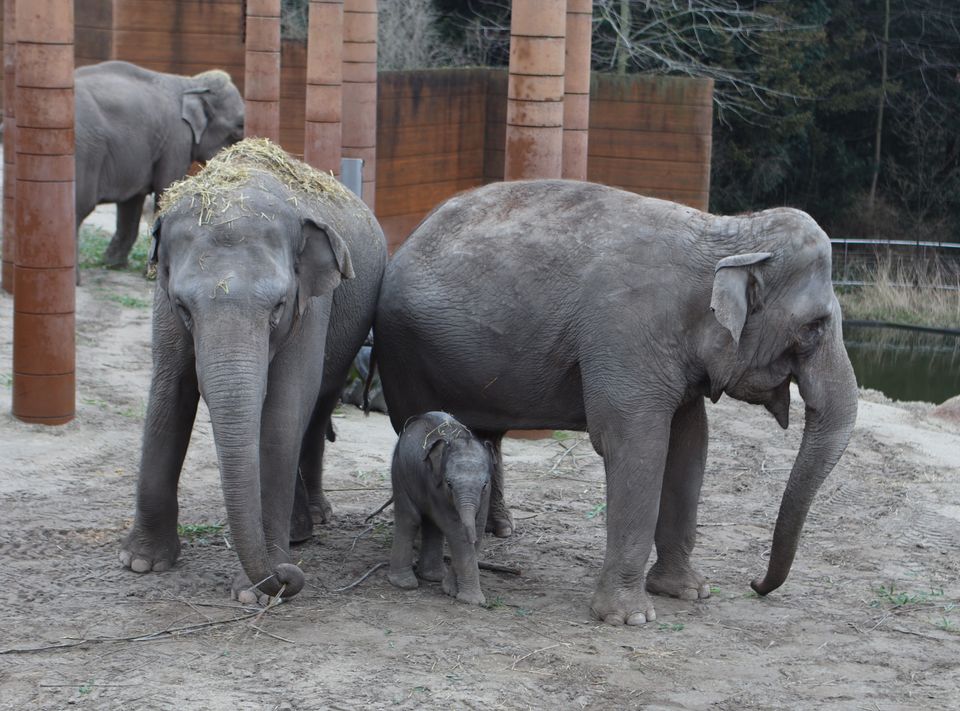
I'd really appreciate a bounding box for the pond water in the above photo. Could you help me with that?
[843,325,960,404]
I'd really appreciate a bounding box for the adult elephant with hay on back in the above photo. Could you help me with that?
[119,139,387,602]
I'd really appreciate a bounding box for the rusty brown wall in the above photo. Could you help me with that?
[377,70,713,249]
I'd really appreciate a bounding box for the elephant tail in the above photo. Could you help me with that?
[362,343,379,416]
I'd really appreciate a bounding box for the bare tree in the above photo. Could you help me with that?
[378,0,467,70]
[592,0,819,124]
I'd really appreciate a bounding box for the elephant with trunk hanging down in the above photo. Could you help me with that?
[374,179,858,625]
[119,139,387,603]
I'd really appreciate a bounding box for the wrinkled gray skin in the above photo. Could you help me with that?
[388,412,494,605]
[375,180,858,625]
[75,61,244,272]
[119,172,387,603]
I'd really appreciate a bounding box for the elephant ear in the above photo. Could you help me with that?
[149,217,169,291]
[296,218,355,316]
[181,88,210,145]
[710,252,772,345]
[422,436,447,483]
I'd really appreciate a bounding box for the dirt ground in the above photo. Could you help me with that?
[1,264,958,711]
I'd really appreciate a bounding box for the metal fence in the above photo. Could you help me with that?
[831,238,960,292]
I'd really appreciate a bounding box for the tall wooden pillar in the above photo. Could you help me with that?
[505,0,566,180]
[12,0,75,425]
[2,0,16,293]
[244,0,281,142]
[562,0,591,180]
[304,0,343,174]
[341,0,377,206]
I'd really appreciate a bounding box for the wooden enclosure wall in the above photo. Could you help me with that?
[375,69,713,250]
[0,1,714,252]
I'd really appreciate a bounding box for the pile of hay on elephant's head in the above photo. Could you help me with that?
[159,137,359,224]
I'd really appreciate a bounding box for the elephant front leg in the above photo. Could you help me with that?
[646,398,712,601]
[442,534,485,606]
[104,194,147,269]
[120,313,198,573]
[297,399,336,525]
[589,412,672,625]
[417,519,446,582]
[388,498,420,590]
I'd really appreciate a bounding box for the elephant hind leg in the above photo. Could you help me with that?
[104,193,147,268]
[298,396,336,525]
[646,397,711,601]
[474,431,512,538]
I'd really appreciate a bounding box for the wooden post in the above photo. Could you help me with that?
[244,0,281,142]
[341,0,376,206]
[2,0,16,293]
[505,0,566,180]
[304,0,343,174]
[12,0,75,424]
[562,0,591,180]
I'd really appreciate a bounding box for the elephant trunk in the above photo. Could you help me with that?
[458,501,478,545]
[752,324,858,595]
[197,332,304,599]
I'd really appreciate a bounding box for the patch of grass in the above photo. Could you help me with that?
[78,681,94,695]
[106,293,151,309]
[78,225,153,274]
[709,585,722,595]
[933,616,957,632]
[657,622,685,632]
[586,502,607,519]
[869,583,944,609]
[552,430,573,441]
[837,256,960,329]
[482,596,506,610]
[0,373,11,388]
[177,522,224,545]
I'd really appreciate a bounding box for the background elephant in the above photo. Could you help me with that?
[388,412,493,605]
[374,180,858,625]
[119,139,387,602]
[75,61,244,271]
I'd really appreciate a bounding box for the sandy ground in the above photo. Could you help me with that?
[1,260,959,710]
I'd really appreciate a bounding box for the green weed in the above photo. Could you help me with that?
[178,522,224,545]
[0,373,12,387]
[552,430,573,441]
[586,502,607,519]
[657,622,685,632]
[106,293,151,309]
[483,596,506,610]
[870,583,944,609]
[78,225,152,274]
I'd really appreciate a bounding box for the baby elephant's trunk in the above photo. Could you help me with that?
[458,502,478,545]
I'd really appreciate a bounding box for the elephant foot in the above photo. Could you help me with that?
[441,570,458,598]
[119,524,181,573]
[231,573,272,606]
[102,253,129,270]
[387,567,419,590]
[646,560,711,601]
[485,507,514,538]
[309,492,334,525]
[457,589,485,606]
[589,583,657,626]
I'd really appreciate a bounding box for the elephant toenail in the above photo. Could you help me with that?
[131,559,151,573]
[626,612,648,625]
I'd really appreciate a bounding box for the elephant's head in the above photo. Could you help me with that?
[152,170,354,599]
[182,69,245,162]
[422,423,493,545]
[700,208,858,595]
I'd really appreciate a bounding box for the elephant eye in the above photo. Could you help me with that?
[269,300,286,329]
[175,300,192,330]
[796,318,825,353]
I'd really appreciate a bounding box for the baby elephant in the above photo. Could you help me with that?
[388,412,494,605]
